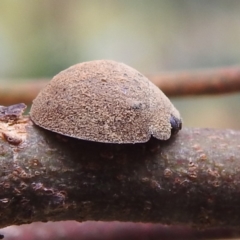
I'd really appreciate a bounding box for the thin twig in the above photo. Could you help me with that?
[147,66,240,96]
[1,66,240,105]
[0,79,47,105]
[1,221,239,240]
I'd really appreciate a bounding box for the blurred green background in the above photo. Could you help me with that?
[0,0,239,130]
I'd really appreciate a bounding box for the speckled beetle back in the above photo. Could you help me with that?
[30,60,181,143]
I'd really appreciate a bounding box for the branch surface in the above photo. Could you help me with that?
[148,66,240,96]
[0,116,240,229]
[1,66,240,105]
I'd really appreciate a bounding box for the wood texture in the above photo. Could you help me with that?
[0,115,240,228]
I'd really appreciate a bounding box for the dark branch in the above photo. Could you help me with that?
[0,116,240,229]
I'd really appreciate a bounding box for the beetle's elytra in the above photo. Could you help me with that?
[30,60,182,143]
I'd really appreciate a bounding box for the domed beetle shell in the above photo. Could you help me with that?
[30,60,182,144]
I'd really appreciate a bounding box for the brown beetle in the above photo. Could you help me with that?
[30,60,182,143]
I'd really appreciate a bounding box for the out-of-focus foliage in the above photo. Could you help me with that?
[0,0,240,129]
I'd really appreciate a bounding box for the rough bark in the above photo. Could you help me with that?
[0,115,240,229]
